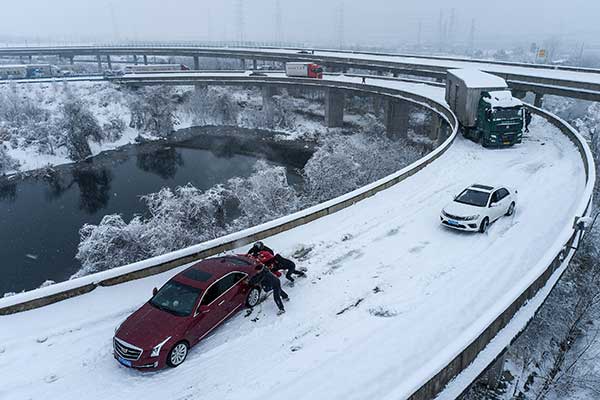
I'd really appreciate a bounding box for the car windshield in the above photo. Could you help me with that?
[492,108,522,120]
[454,189,490,207]
[150,281,202,317]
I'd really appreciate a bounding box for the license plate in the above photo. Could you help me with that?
[447,220,459,226]
[118,356,132,367]
[503,141,510,145]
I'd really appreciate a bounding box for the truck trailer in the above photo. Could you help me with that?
[285,62,323,79]
[123,64,190,74]
[0,65,27,80]
[446,69,524,147]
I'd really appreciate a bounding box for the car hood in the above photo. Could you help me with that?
[115,303,189,350]
[443,201,484,217]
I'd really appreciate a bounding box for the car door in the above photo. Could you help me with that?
[488,191,503,221]
[215,272,248,314]
[188,280,229,344]
[490,189,508,220]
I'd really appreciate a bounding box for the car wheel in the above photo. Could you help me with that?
[167,342,189,368]
[506,202,516,216]
[246,287,261,308]
[479,218,489,233]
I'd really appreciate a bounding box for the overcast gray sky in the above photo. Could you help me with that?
[1,0,598,51]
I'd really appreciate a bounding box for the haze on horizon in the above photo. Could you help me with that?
[0,0,598,53]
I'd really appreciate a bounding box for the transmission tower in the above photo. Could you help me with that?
[335,2,345,49]
[235,0,245,43]
[468,18,476,55]
[275,0,283,44]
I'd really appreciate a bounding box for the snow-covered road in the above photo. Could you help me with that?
[0,115,586,400]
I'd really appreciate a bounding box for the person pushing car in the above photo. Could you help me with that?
[249,254,289,316]
[247,241,274,257]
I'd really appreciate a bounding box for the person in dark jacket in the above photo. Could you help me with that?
[247,241,274,257]
[249,264,289,315]
[524,109,532,133]
[271,254,306,285]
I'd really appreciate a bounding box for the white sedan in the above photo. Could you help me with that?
[440,184,517,233]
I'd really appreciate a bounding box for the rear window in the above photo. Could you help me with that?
[221,256,252,266]
[182,268,212,282]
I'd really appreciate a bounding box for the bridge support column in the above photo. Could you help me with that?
[392,72,399,78]
[479,351,507,390]
[325,88,345,128]
[429,113,441,141]
[384,99,409,138]
[193,56,200,70]
[69,56,74,65]
[262,86,278,126]
[253,59,258,70]
[96,55,102,72]
[28,55,33,63]
[133,55,138,65]
[534,92,544,108]
[143,55,148,65]
[240,58,246,69]
[106,55,112,70]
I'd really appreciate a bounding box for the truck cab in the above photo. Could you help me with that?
[476,91,524,147]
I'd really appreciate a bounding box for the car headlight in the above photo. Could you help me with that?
[464,215,480,221]
[150,336,172,358]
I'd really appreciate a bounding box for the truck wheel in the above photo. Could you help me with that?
[506,202,516,216]
[167,341,189,368]
[246,287,261,307]
[479,218,489,233]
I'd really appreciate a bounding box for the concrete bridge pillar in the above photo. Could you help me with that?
[240,58,246,69]
[479,351,507,390]
[143,55,148,65]
[193,56,200,70]
[133,55,138,65]
[429,113,441,141]
[384,99,410,138]
[28,55,33,63]
[253,59,258,70]
[534,92,544,108]
[325,88,345,128]
[96,55,102,72]
[69,56,74,65]
[106,55,112,70]
[262,86,278,125]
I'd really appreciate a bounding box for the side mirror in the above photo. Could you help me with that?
[152,287,158,296]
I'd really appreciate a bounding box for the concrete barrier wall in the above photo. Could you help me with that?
[407,105,595,400]
[0,82,458,316]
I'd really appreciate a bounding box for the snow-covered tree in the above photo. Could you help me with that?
[59,96,103,161]
[128,87,179,137]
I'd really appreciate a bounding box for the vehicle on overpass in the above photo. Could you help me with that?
[446,69,524,147]
[26,64,59,78]
[123,63,190,74]
[440,184,517,233]
[285,62,323,79]
[0,65,27,79]
[113,255,264,370]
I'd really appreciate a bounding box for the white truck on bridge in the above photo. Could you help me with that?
[285,62,323,79]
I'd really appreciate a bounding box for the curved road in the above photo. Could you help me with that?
[0,101,586,400]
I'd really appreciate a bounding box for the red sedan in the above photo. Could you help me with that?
[113,255,263,370]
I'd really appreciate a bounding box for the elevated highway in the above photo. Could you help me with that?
[0,52,596,400]
[2,45,600,102]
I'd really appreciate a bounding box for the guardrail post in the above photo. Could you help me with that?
[385,99,409,138]
[325,88,345,128]
[534,92,544,108]
[193,55,200,70]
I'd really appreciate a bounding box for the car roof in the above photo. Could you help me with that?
[172,255,260,290]
[468,184,497,193]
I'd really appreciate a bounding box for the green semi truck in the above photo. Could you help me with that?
[445,69,525,147]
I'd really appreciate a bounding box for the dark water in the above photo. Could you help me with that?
[0,131,310,295]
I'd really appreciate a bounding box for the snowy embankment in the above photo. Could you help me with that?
[0,116,586,400]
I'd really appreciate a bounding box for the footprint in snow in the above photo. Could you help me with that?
[44,374,59,383]
[326,249,364,272]
[408,241,430,254]
[290,345,302,352]
[36,337,48,344]
[368,307,399,318]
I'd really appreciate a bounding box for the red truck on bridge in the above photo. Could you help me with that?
[285,62,323,79]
